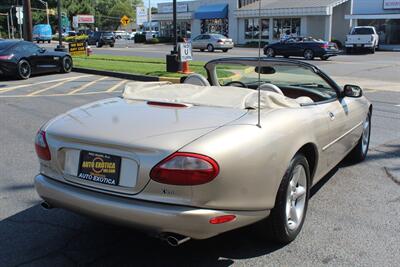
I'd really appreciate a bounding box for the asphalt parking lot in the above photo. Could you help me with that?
[0,60,399,265]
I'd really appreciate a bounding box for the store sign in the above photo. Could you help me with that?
[68,42,87,56]
[159,3,188,13]
[77,15,94,24]
[384,0,400,9]
[136,6,147,26]
[178,42,192,62]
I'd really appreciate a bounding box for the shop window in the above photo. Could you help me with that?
[273,18,301,40]
[245,18,269,40]
[201,18,229,37]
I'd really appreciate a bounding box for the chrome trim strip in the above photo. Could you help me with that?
[322,121,363,151]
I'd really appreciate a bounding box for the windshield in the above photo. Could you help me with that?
[352,28,374,35]
[216,62,337,102]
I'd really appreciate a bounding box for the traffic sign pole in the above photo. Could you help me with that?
[23,0,33,41]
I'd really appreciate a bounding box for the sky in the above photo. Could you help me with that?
[146,0,194,8]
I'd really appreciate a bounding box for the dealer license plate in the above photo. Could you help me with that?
[77,150,121,186]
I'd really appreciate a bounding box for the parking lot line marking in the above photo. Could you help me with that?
[0,90,123,98]
[67,76,108,95]
[396,104,400,107]
[27,75,92,96]
[0,75,93,94]
[106,80,127,92]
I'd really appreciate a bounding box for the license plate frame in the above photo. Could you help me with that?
[77,150,121,186]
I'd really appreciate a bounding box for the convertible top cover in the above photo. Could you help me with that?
[122,82,300,110]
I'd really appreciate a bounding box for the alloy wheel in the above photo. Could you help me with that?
[267,48,275,57]
[285,164,307,231]
[304,50,314,60]
[361,115,370,155]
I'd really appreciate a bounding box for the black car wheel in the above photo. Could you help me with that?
[48,40,51,44]
[266,48,275,57]
[222,49,228,52]
[303,49,314,60]
[61,56,73,73]
[320,56,329,61]
[110,43,115,47]
[96,41,102,48]
[200,49,205,52]
[207,44,214,52]
[17,59,31,79]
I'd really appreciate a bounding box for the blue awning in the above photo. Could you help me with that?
[194,4,228,20]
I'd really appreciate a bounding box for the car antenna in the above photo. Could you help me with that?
[257,0,262,128]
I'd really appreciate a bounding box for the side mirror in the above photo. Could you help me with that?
[39,47,46,53]
[343,84,363,98]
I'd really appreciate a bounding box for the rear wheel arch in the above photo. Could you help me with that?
[297,143,318,183]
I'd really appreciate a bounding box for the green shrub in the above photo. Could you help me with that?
[331,39,343,49]
[145,38,159,44]
[134,33,146,43]
[64,34,88,42]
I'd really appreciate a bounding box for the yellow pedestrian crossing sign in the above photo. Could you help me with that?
[120,15,130,26]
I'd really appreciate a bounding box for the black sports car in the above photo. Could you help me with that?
[264,37,339,60]
[0,40,72,79]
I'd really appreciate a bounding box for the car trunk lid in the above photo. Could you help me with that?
[44,97,247,194]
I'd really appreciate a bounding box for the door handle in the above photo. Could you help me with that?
[328,111,335,120]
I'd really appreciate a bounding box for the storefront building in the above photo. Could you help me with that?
[153,0,353,44]
[345,0,400,49]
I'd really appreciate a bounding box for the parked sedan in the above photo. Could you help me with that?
[0,40,72,79]
[264,37,339,60]
[192,34,234,52]
[34,57,371,246]
[87,31,115,48]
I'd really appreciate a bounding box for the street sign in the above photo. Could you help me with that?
[120,15,130,26]
[77,15,94,24]
[68,41,87,56]
[178,42,193,62]
[136,7,147,26]
[15,6,23,25]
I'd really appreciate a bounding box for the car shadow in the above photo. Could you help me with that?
[0,72,63,82]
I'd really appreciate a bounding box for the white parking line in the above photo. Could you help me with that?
[106,80,127,92]
[0,90,123,98]
[396,104,400,107]
[67,76,108,95]
[28,75,92,96]
[0,75,92,94]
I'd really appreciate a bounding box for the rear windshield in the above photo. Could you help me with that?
[212,34,227,39]
[0,42,15,52]
[352,28,374,35]
[102,32,113,36]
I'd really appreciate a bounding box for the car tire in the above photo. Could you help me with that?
[320,56,329,61]
[222,49,228,52]
[200,49,205,52]
[48,40,51,44]
[36,40,40,44]
[16,59,31,80]
[370,47,375,54]
[60,56,73,73]
[266,48,275,57]
[96,41,102,48]
[346,111,371,163]
[346,47,352,54]
[207,44,214,52]
[303,49,314,60]
[265,153,310,244]
[110,43,115,47]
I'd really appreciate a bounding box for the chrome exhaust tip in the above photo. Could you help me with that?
[40,201,52,210]
[160,233,191,246]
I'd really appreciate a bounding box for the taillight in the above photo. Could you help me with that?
[35,130,51,160]
[320,43,329,49]
[150,152,219,185]
[0,54,14,60]
[217,39,224,44]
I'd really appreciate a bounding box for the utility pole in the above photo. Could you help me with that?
[23,0,33,41]
[55,0,66,51]
[9,6,14,39]
[7,13,11,39]
[39,0,49,24]
[173,0,177,53]
[148,0,152,30]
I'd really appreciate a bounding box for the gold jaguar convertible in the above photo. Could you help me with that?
[34,58,371,246]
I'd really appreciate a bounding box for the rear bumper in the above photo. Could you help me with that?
[35,174,269,239]
[345,44,375,48]
[319,49,339,57]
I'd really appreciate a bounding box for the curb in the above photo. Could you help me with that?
[72,67,160,82]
